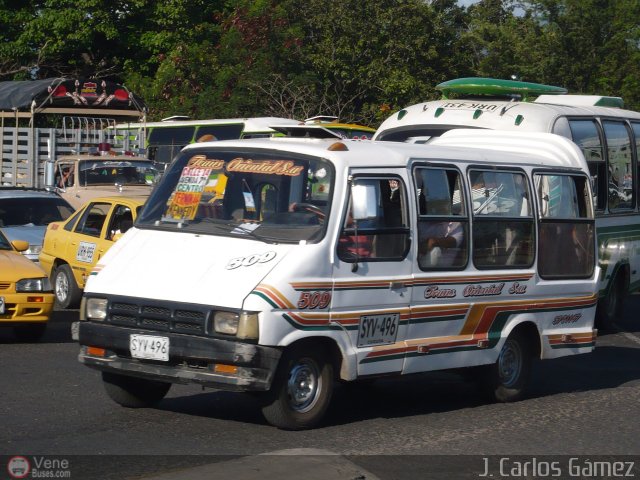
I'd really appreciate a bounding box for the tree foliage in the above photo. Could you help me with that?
[1,0,639,122]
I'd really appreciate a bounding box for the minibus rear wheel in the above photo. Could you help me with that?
[484,330,532,403]
[102,372,171,408]
[261,344,334,430]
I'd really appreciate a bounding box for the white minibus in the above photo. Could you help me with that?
[375,77,640,329]
[74,130,598,429]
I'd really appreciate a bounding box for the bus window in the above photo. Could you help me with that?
[148,126,195,146]
[414,167,468,269]
[148,126,196,163]
[338,177,410,262]
[536,174,595,279]
[470,170,534,269]
[196,124,244,141]
[603,121,634,211]
[568,119,605,211]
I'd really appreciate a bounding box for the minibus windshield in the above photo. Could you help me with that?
[137,148,334,243]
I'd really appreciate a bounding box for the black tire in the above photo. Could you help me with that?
[102,372,171,408]
[261,344,334,430]
[482,331,532,403]
[53,264,82,309]
[596,274,625,332]
[13,323,47,342]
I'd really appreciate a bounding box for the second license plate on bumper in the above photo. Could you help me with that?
[130,334,170,361]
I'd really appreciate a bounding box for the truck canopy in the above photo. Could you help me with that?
[0,78,146,115]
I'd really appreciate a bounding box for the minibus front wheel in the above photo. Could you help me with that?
[261,344,334,430]
[484,330,532,403]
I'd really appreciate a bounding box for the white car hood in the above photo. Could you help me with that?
[86,228,293,309]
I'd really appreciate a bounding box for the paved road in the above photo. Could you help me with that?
[1,298,639,479]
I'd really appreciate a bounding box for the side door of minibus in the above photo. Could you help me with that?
[404,163,473,374]
[331,169,413,377]
[405,165,538,374]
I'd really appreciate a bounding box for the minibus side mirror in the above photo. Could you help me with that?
[351,183,378,220]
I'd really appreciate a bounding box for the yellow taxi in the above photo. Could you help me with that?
[0,228,54,341]
[39,196,146,309]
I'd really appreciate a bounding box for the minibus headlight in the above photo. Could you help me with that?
[16,277,51,292]
[214,311,239,335]
[86,298,108,321]
[214,311,259,339]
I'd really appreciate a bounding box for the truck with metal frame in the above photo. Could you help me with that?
[0,78,152,207]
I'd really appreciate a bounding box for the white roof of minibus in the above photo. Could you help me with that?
[373,97,640,140]
[183,129,587,171]
[115,117,300,132]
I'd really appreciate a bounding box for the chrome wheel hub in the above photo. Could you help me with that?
[55,272,69,302]
[287,360,321,413]
[498,340,522,387]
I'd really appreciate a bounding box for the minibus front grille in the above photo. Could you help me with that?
[112,302,138,312]
[105,298,213,337]
[110,314,137,327]
[141,318,170,330]
[142,306,171,316]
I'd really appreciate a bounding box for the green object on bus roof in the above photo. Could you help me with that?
[436,77,567,101]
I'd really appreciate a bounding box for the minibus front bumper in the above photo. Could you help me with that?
[75,321,282,391]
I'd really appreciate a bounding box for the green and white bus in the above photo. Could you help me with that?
[374,77,640,329]
[116,116,375,169]
[114,117,300,167]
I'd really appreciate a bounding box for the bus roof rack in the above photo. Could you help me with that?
[436,77,567,101]
[534,95,624,109]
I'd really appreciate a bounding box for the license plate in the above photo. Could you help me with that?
[130,334,169,361]
[357,313,400,347]
[0,296,4,315]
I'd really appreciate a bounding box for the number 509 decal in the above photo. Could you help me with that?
[297,291,332,309]
[226,251,277,270]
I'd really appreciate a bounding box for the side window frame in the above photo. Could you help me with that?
[74,202,110,239]
[337,175,410,263]
[469,168,535,270]
[602,119,635,212]
[413,165,469,271]
[567,117,606,212]
[107,204,135,241]
[535,171,596,280]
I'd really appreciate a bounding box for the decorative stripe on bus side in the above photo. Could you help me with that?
[289,273,534,292]
[360,294,598,364]
[89,264,105,276]
[547,332,597,349]
[252,284,296,309]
